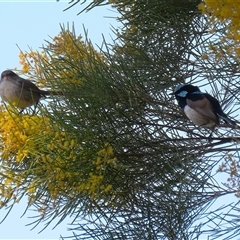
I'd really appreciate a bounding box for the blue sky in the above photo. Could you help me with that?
[0,1,119,239]
[0,1,238,240]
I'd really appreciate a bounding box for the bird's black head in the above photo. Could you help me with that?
[174,84,201,109]
[174,84,201,97]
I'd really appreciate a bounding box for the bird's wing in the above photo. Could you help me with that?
[186,96,218,123]
[204,93,236,125]
[14,76,45,94]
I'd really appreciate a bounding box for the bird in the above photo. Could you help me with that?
[174,83,237,128]
[0,70,57,112]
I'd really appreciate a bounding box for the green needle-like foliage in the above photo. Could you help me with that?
[1,1,240,239]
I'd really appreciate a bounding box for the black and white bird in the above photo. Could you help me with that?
[174,84,237,128]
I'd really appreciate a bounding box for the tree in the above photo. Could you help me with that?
[1,0,240,239]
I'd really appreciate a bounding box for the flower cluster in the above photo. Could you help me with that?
[0,107,117,208]
[199,0,240,39]
[218,152,240,198]
[18,30,106,89]
[199,0,240,59]
[0,27,120,223]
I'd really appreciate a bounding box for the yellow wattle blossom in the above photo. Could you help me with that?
[199,0,240,59]
[1,28,119,214]
[95,143,117,170]
[218,153,240,198]
[19,50,44,77]
[18,29,106,89]
[0,105,118,208]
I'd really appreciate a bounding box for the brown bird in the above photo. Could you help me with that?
[0,70,56,111]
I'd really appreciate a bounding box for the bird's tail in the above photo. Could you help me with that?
[42,90,64,96]
[48,90,64,95]
[219,113,238,127]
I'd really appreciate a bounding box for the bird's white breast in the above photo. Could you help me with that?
[0,80,20,102]
[0,79,38,109]
[184,105,216,128]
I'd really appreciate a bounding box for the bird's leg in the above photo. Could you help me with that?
[207,131,213,142]
[207,127,216,142]
[18,109,24,114]
[186,127,195,137]
[32,101,39,115]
